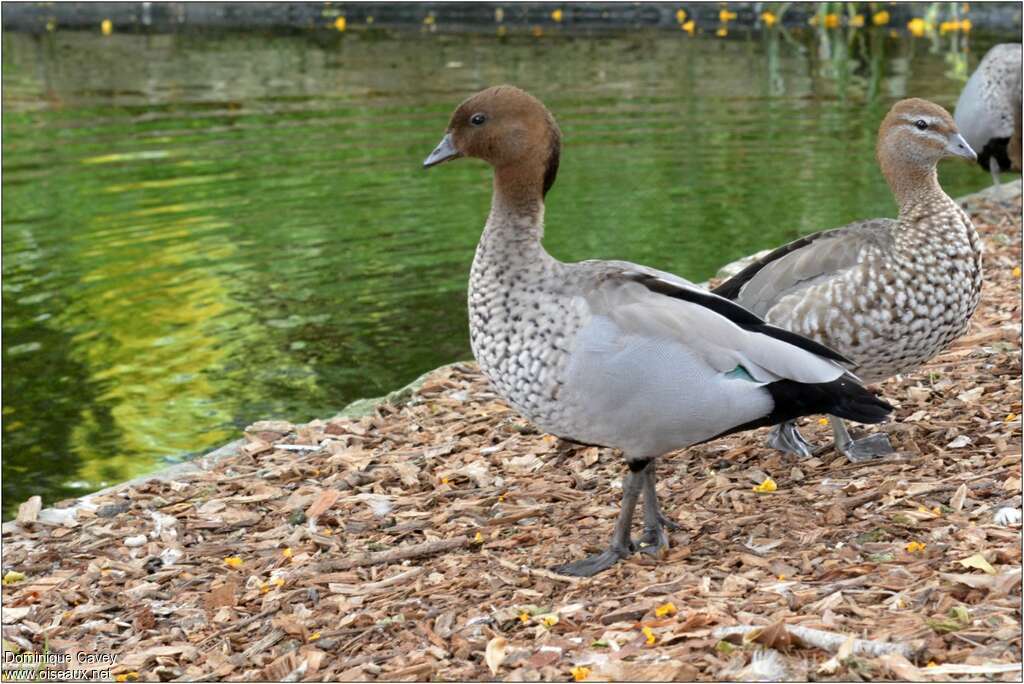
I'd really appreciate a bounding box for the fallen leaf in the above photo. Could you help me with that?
[959,553,997,575]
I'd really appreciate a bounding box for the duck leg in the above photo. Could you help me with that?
[766,420,815,459]
[552,459,646,577]
[637,460,679,556]
[831,415,894,461]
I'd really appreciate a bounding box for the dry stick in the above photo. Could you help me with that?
[487,553,582,585]
[713,624,921,659]
[319,536,471,571]
[197,607,280,648]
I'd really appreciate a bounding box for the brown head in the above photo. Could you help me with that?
[877,98,976,170]
[423,85,561,199]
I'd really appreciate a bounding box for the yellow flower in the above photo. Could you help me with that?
[423,14,435,25]
[676,9,687,23]
[777,574,786,581]
[926,661,938,668]
[682,19,695,34]
[752,477,777,493]
[1012,266,1021,278]
[655,602,677,617]
[2,571,26,585]
[824,13,840,28]
[551,8,563,22]
[115,673,139,683]
[850,14,865,27]
[961,19,972,32]
[540,614,559,628]
[818,417,829,426]
[334,16,346,31]
[282,547,293,559]
[260,582,270,594]
[907,17,926,36]
[571,665,591,681]
[761,11,776,27]
[440,477,450,485]
[474,531,485,544]
[642,626,656,645]
[309,631,321,641]
[906,541,927,553]
[519,612,531,624]
[716,27,728,37]
[873,10,890,25]
[1006,413,1017,422]
[940,20,956,34]
[224,556,243,568]
[101,19,113,35]
[272,577,285,588]
[720,9,737,22]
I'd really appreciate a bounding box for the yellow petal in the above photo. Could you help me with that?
[1012,266,1021,278]
[101,19,113,35]
[518,612,531,624]
[309,631,321,641]
[334,16,346,31]
[655,602,677,617]
[282,547,293,559]
[676,9,687,23]
[818,417,829,426]
[761,11,776,26]
[224,556,243,568]
[873,10,890,25]
[551,9,563,22]
[642,625,656,645]
[752,477,777,493]
[682,19,695,34]
[2,571,26,585]
[571,665,591,681]
[905,541,926,553]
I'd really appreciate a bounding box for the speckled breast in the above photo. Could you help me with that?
[466,242,583,433]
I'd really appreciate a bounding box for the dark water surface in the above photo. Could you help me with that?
[1,27,1014,516]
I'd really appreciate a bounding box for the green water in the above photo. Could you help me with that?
[1,27,1012,516]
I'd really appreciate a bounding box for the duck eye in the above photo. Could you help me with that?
[914,119,928,130]
[470,113,487,126]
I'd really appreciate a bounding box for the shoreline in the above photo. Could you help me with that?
[5,180,1020,533]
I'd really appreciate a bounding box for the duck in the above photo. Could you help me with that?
[713,98,982,461]
[954,43,1022,185]
[423,85,892,577]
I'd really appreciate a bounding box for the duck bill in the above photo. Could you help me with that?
[946,133,977,162]
[423,133,461,168]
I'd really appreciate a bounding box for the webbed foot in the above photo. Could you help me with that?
[552,545,631,577]
[837,432,895,462]
[767,421,815,459]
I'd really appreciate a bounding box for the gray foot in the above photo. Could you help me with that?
[767,421,814,459]
[636,525,670,556]
[838,432,894,462]
[552,545,631,577]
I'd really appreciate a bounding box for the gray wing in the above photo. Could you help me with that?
[575,263,848,385]
[711,219,897,317]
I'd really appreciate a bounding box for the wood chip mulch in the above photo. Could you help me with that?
[2,189,1021,682]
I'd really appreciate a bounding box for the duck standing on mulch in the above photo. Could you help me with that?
[714,99,983,461]
[423,85,892,576]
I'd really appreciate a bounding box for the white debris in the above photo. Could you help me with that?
[994,507,1022,526]
[123,535,147,548]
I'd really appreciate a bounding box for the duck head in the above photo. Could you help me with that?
[424,85,561,198]
[877,98,977,168]
[877,98,976,205]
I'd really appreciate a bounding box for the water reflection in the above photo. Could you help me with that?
[1,27,1012,516]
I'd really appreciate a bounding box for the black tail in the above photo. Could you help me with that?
[763,374,892,425]
[706,374,892,443]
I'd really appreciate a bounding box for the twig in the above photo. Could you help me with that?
[487,553,582,585]
[328,566,426,595]
[713,624,921,659]
[197,607,279,648]
[319,536,471,571]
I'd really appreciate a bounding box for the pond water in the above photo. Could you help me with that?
[1,27,1015,516]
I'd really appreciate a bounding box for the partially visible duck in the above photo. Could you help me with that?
[423,86,891,577]
[954,43,1022,184]
[714,99,981,460]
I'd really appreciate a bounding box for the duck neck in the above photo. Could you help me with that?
[883,161,947,215]
[482,160,548,248]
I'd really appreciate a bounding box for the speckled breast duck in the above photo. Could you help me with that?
[423,85,891,576]
[714,98,982,461]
